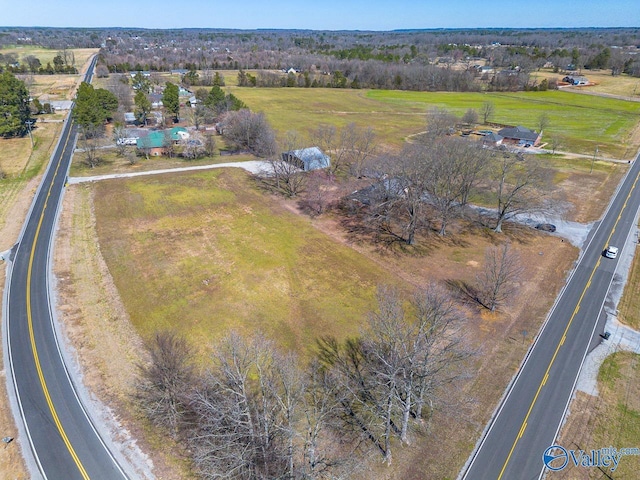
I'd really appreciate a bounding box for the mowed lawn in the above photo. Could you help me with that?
[93,168,403,354]
[227,87,640,157]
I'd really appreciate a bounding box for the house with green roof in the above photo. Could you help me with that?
[136,127,190,156]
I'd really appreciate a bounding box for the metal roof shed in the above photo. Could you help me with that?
[281,147,331,171]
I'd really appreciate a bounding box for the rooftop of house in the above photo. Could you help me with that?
[136,127,189,149]
[498,125,540,142]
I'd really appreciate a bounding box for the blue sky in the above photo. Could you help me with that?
[1,0,638,30]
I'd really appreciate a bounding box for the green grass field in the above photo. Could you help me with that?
[92,168,406,356]
[225,87,640,157]
[0,45,97,69]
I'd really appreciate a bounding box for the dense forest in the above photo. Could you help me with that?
[1,27,639,91]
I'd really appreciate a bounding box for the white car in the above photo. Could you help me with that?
[604,245,619,259]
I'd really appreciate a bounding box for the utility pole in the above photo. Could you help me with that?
[590,145,598,174]
[25,120,34,148]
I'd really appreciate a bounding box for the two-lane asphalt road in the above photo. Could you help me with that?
[461,154,640,479]
[4,57,128,479]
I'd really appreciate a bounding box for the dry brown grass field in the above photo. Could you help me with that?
[530,68,640,99]
[54,163,612,479]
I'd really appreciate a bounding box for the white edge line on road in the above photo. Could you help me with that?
[45,127,131,479]
[537,175,640,480]
[458,152,640,480]
[0,114,75,480]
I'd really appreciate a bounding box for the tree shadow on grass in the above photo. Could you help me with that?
[445,278,485,310]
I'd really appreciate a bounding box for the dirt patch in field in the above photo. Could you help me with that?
[556,165,626,223]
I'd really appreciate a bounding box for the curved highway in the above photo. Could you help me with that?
[4,57,129,479]
[461,153,640,479]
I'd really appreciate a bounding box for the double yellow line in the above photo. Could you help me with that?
[497,170,640,479]
[25,127,90,480]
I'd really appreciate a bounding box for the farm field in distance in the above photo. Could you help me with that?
[0,45,96,69]
[224,86,640,157]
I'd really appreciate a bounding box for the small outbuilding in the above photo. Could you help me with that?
[281,147,330,171]
[124,112,137,124]
[482,132,504,146]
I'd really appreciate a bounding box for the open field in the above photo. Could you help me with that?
[530,68,640,99]
[546,155,626,223]
[92,168,409,354]
[225,87,640,157]
[0,121,64,251]
[93,70,640,157]
[27,74,84,100]
[79,164,580,478]
[0,46,97,69]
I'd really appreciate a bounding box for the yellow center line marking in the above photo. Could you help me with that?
[26,128,90,480]
[496,167,640,479]
[518,422,527,439]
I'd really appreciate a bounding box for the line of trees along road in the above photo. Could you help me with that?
[0,71,31,138]
[135,285,471,479]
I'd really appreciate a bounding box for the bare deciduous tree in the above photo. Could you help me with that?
[222,109,277,158]
[480,101,495,124]
[424,139,489,235]
[549,136,562,154]
[163,130,176,158]
[188,333,296,479]
[263,130,307,197]
[203,133,217,157]
[342,123,377,178]
[491,153,550,233]
[79,125,103,168]
[536,113,550,134]
[476,243,523,311]
[317,284,471,464]
[310,123,377,178]
[424,107,458,141]
[134,331,195,437]
[462,108,479,126]
[182,131,206,160]
[113,124,128,156]
[298,171,334,217]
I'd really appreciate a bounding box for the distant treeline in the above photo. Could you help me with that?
[1,27,639,90]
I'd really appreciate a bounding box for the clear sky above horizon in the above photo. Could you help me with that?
[1,0,638,30]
